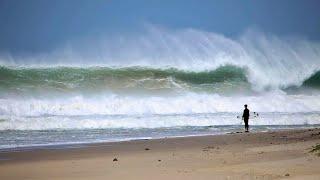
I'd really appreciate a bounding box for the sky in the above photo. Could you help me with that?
[0,0,320,54]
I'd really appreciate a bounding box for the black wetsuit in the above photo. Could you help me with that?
[242,108,250,131]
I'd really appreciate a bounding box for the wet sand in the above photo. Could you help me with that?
[0,128,320,180]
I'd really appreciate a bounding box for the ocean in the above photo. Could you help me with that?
[0,28,320,149]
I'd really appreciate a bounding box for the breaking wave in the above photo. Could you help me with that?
[1,27,320,91]
[0,26,320,130]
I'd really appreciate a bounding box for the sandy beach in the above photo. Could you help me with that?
[0,128,319,180]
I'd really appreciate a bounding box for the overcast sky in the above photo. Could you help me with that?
[0,0,320,54]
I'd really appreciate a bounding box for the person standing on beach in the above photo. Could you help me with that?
[242,104,250,132]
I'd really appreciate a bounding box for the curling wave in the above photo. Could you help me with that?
[1,27,320,91]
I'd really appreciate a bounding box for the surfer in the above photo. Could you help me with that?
[242,104,250,132]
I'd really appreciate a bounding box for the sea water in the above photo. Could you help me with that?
[0,27,320,149]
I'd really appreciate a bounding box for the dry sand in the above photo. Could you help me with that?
[0,128,320,180]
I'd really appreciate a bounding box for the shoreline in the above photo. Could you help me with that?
[0,128,320,179]
[2,125,320,152]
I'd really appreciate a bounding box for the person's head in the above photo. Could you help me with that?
[244,104,248,108]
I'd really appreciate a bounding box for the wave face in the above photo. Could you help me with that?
[0,66,319,98]
[0,27,320,132]
[0,65,249,97]
[303,71,320,88]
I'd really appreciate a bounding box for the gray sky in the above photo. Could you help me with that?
[0,0,320,54]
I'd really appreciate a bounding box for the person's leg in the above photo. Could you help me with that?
[246,120,249,132]
[244,118,249,132]
[243,119,247,131]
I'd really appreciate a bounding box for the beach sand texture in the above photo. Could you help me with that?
[0,128,320,180]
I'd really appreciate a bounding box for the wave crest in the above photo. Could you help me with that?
[1,26,320,91]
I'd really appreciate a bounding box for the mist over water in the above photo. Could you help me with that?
[0,26,320,148]
[2,26,320,90]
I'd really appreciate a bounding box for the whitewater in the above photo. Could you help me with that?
[0,27,320,149]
